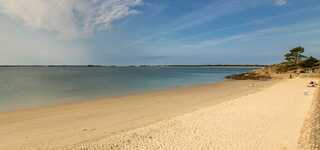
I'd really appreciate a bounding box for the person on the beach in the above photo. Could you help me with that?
[308,81,318,87]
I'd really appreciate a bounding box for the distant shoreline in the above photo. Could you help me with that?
[0,64,267,68]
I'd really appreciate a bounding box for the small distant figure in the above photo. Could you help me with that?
[308,81,318,87]
[289,74,293,79]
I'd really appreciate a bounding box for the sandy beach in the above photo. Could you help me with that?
[298,83,320,149]
[0,78,318,150]
[1,0,320,149]
[75,78,318,150]
[0,79,274,150]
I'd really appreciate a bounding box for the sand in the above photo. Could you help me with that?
[0,80,274,150]
[0,78,317,150]
[299,87,320,149]
[71,78,318,150]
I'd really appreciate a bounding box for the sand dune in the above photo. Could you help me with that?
[71,78,318,150]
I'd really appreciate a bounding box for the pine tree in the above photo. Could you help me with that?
[284,47,306,65]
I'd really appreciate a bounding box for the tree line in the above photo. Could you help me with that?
[279,46,320,72]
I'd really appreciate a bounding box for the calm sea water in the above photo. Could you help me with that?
[0,67,255,111]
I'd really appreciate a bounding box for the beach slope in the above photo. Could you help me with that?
[0,80,274,150]
[0,78,317,150]
[74,78,318,150]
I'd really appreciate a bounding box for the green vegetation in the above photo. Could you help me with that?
[226,46,319,80]
[301,56,319,68]
[284,46,306,65]
[276,46,319,73]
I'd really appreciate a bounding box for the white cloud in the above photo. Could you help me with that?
[0,16,91,65]
[0,0,143,39]
[273,0,288,6]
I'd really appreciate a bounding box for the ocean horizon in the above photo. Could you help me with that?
[0,66,256,112]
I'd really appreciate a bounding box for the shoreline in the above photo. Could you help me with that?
[0,79,277,150]
[0,66,258,113]
[1,78,275,114]
[0,79,267,113]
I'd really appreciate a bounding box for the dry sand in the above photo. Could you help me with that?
[0,78,317,150]
[0,80,275,150]
[71,78,318,150]
[298,87,320,150]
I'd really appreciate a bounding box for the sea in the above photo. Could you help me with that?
[0,66,256,112]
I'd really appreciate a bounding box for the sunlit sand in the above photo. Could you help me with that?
[0,78,318,149]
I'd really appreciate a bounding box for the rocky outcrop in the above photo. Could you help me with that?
[225,71,272,80]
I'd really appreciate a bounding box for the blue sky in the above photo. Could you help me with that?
[0,0,319,65]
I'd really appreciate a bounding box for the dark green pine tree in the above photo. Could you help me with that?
[284,46,306,65]
[301,56,319,68]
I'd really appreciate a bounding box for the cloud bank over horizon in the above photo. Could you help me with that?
[0,0,143,39]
